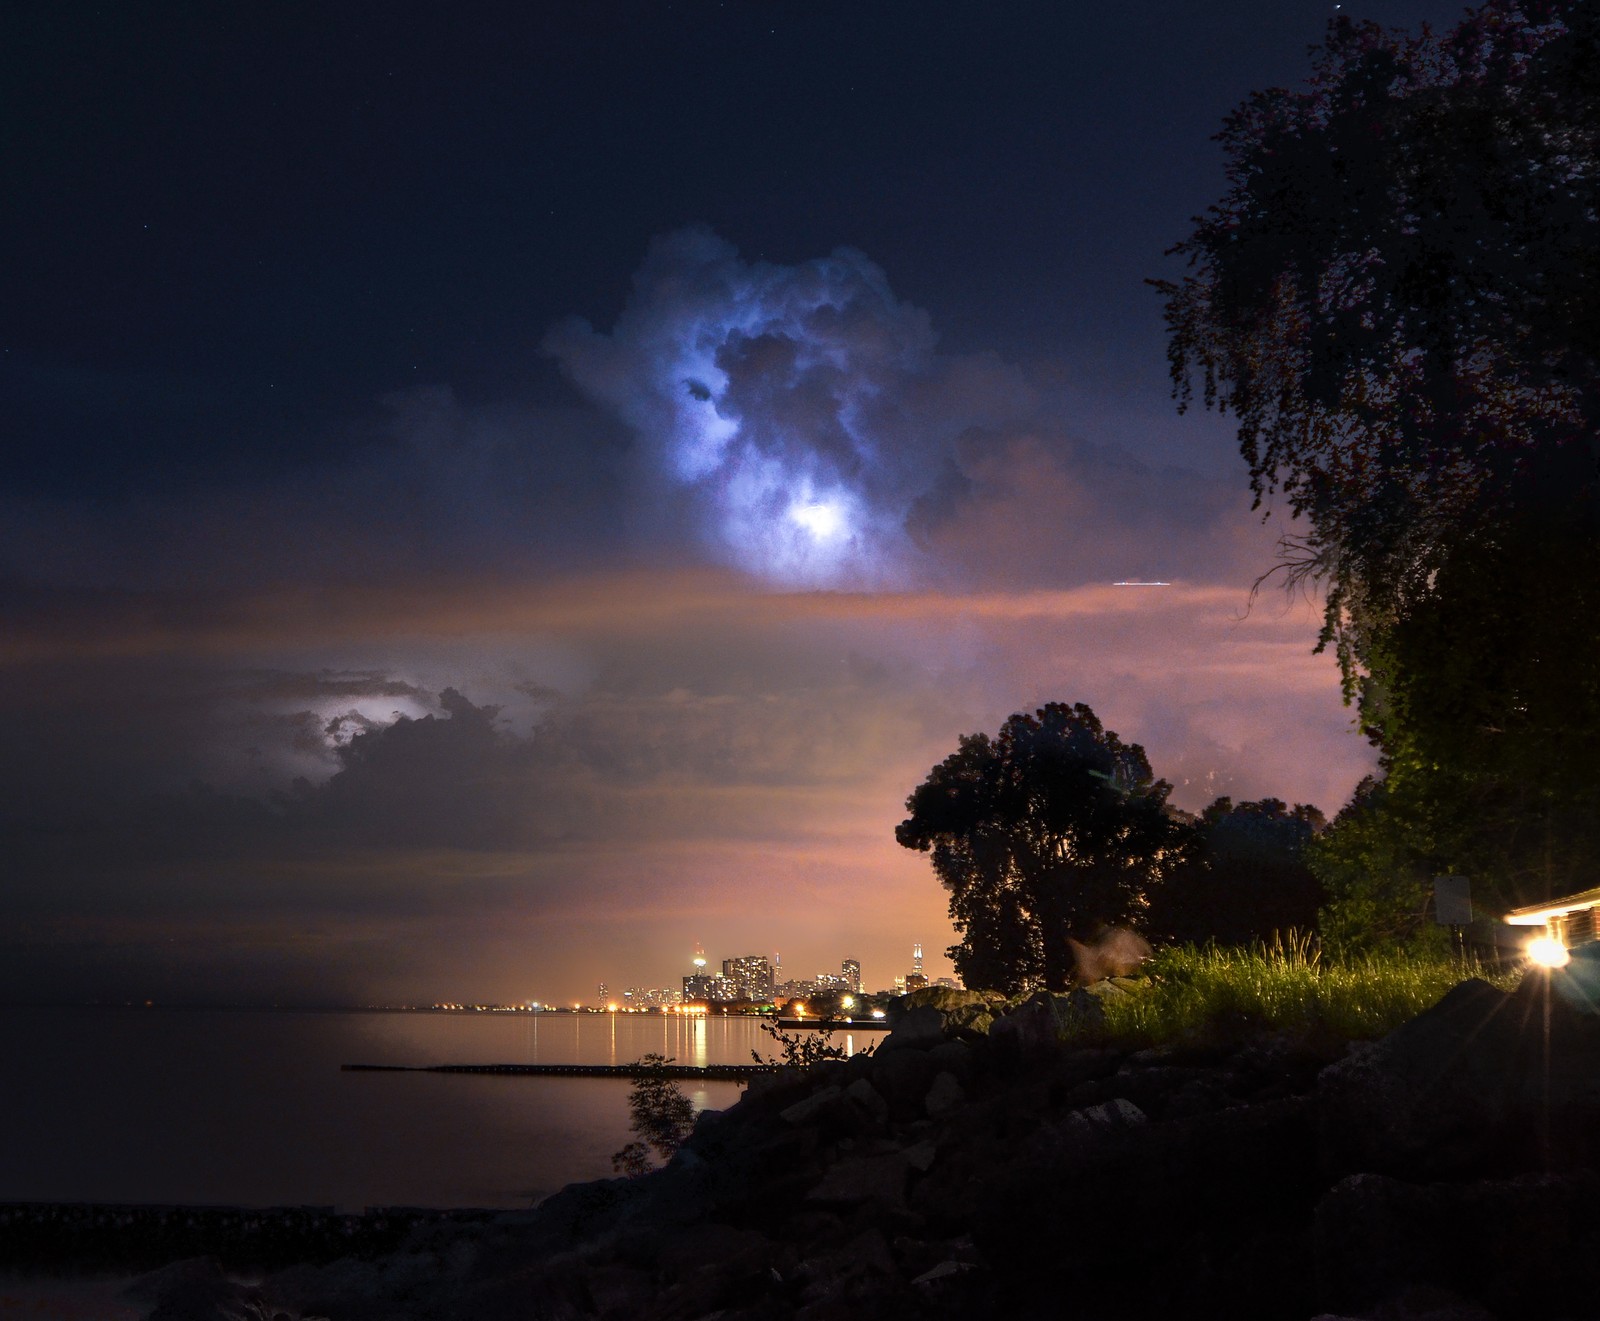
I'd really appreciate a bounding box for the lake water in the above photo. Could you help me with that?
[0,1007,876,1212]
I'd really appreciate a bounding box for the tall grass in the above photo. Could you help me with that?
[1089,933,1520,1050]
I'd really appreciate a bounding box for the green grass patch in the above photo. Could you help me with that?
[1089,934,1522,1051]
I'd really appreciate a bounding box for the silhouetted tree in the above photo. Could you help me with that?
[1147,797,1326,946]
[897,703,1195,994]
[1158,2,1600,916]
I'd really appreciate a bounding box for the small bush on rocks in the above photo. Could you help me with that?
[752,1013,876,1070]
[612,1053,695,1176]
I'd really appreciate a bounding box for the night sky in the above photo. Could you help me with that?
[3,0,1470,1007]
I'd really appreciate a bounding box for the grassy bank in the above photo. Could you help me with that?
[1088,936,1522,1050]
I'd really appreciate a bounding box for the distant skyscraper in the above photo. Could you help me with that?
[912,943,923,977]
[597,981,608,1008]
[622,987,681,1009]
[842,958,861,993]
[683,972,732,1003]
[721,955,774,1001]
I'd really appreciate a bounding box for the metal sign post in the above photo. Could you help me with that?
[1434,875,1473,961]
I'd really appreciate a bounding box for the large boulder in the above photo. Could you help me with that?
[989,982,1139,1055]
[878,987,1003,1049]
[890,986,999,1017]
[876,1003,947,1052]
[869,1042,941,1120]
[975,1096,1322,1319]
[1317,973,1600,1179]
[1314,1170,1600,1319]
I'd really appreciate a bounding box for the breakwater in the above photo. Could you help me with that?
[341,1061,773,1079]
[0,1201,500,1273]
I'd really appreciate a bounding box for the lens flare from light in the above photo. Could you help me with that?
[1528,935,1571,968]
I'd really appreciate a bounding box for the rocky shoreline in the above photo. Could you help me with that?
[107,973,1600,1319]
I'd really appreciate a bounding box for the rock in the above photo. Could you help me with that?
[876,1004,946,1051]
[1107,1063,1237,1118]
[530,1177,652,1248]
[582,1262,655,1319]
[924,1070,967,1119]
[844,1077,889,1127]
[1071,1097,1146,1131]
[1023,1097,1147,1163]
[1314,1170,1600,1319]
[1163,1073,1234,1119]
[912,1259,976,1285]
[806,1152,911,1210]
[1318,974,1600,1179]
[944,1003,996,1038]
[989,988,1114,1055]
[781,1084,845,1125]
[121,1258,248,1321]
[793,1226,898,1311]
[869,1044,940,1120]
[891,986,998,1017]
[976,1096,1321,1318]
[927,1037,975,1082]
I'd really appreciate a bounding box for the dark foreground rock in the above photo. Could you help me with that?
[117,971,1600,1321]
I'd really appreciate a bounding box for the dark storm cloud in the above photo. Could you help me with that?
[0,390,632,595]
[543,227,1272,593]
[1,227,1258,606]
[909,425,1275,589]
[545,227,1040,586]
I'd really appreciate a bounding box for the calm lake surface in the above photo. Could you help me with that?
[0,1008,876,1212]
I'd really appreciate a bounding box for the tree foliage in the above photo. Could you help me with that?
[1158,2,1600,668]
[611,1053,694,1177]
[1306,776,1444,955]
[1148,798,1327,947]
[897,703,1193,994]
[1158,1,1600,930]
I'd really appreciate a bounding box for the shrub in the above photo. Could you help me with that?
[612,1053,695,1177]
[751,1013,874,1070]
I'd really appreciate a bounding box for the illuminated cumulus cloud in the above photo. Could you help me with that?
[545,227,1026,587]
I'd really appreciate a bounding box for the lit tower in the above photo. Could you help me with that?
[683,942,713,1005]
[906,943,928,992]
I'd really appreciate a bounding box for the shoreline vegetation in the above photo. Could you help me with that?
[1084,937,1519,1051]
